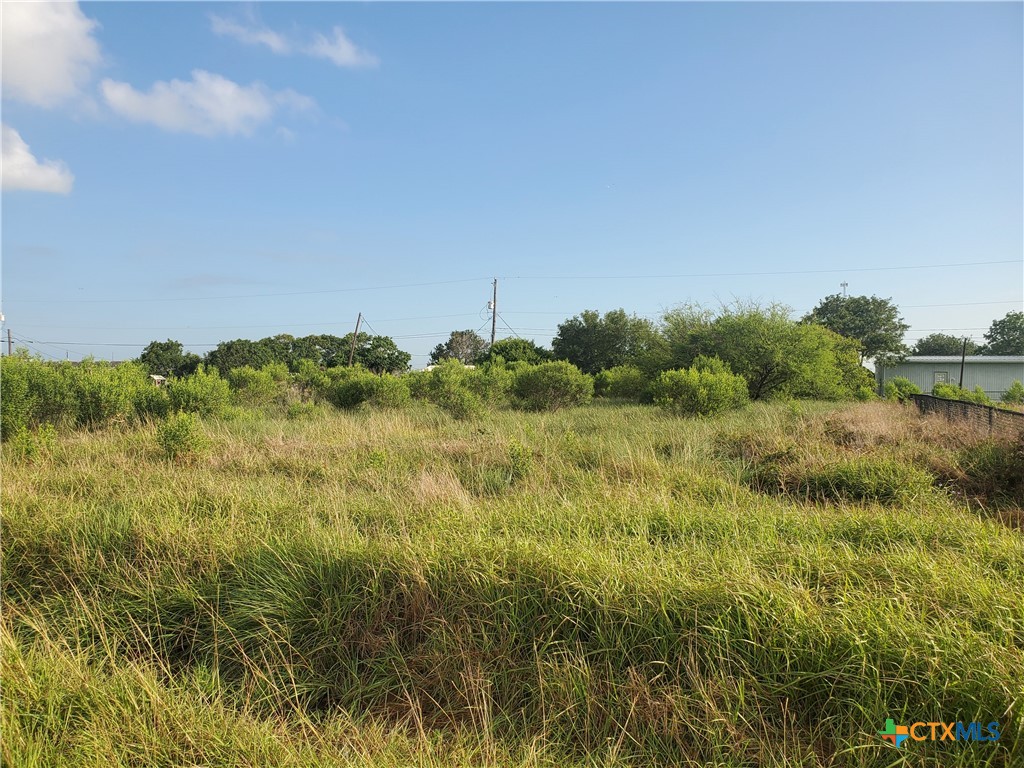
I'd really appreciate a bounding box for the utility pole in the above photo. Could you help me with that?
[840,281,848,297]
[958,337,968,388]
[490,278,498,347]
[348,312,362,367]
[7,328,11,356]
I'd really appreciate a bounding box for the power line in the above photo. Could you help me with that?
[503,259,1019,281]
[10,277,492,305]
[8,259,1018,305]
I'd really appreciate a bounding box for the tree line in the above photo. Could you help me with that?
[137,299,1023,402]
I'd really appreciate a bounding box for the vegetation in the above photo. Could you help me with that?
[912,333,979,356]
[430,330,489,365]
[2,397,1022,767]
[552,309,664,375]
[651,364,748,416]
[982,311,1024,356]
[802,294,909,364]
[662,303,868,401]
[883,376,921,401]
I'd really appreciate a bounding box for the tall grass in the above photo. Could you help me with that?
[3,400,1022,767]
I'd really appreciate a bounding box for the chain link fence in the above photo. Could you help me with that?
[909,394,1024,435]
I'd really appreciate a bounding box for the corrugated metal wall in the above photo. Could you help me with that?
[877,358,1024,399]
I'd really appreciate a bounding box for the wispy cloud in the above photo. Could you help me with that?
[209,13,378,69]
[100,70,315,137]
[209,13,290,55]
[1,125,74,195]
[306,27,379,69]
[1,1,103,108]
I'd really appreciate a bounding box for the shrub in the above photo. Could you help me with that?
[155,412,208,459]
[651,367,748,417]
[883,376,920,402]
[0,355,33,439]
[228,366,279,406]
[1003,380,1024,405]
[422,360,484,419]
[166,366,231,416]
[133,385,171,420]
[73,360,148,428]
[594,365,648,401]
[294,360,329,401]
[326,368,379,409]
[465,364,514,406]
[512,361,593,411]
[932,383,995,407]
[368,375,411,409]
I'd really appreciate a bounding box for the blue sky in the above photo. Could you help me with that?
[2,1,1021,365]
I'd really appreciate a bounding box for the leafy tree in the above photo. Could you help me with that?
[662,302,864,401]
[552,309,664,375]
[204,339,274,374]
[138,339,200,377]
[338,332,411,374]
[478,338,553,365]
[430,330,488,365]
[980,311,1024,355]
[913,333,978,356]
[803,294,909,364]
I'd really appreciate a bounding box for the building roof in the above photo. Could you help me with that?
[900,356,1024,364]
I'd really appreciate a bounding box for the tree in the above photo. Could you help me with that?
[138,339,200,377]
[339,332,411,374]
[204,339,274,374]
[802,294,909,364]
[981,311,1024,355]
[430,330,488,365]
[477,338,553,365]
[552,309,664,375]
[662,302,865,401]
[912,334,978,356]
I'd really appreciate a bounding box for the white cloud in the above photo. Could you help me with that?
[1,1,102,107]
[305,27,379,69]
[100,70,314,137]
[209,13,290,55]
[210,14,378,69]
[1,125,74,194]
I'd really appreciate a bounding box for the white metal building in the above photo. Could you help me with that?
[876,356,1024,400]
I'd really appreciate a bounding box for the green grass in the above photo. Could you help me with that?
[3,400,1022,767]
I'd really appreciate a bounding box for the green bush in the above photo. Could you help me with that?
[651,367,748,417]
[73,360,148,428]
[512,361,593,411]
[0,355,33,440]
[932,382,995,406]
[465,364,514,406]
[368,375,411,409]
[133,384,171,420]
[227,366,279,406]
[326,368,379,409]
[166,366,231,416]
[156,412,208,459]
[1003,380,1024,405]
[293,359,329,402]
[425,361,483,419]
[594,365,648,401]
[883,376,921,402]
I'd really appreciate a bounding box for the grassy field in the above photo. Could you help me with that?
[2,400,1022,767]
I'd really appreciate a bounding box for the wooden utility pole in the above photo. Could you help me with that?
[348,313,363,367]
[7,329,11,356]
[958,337,968,388]
[490,278,498,347]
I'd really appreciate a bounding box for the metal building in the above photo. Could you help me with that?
[876,356,1024,400]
